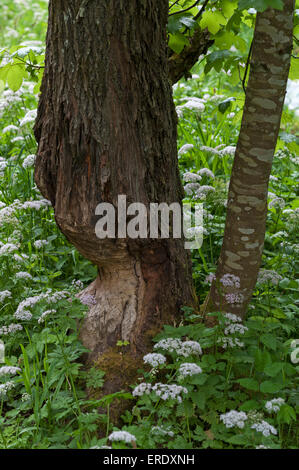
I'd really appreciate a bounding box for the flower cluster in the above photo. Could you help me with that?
[265,398,285,413]
[80,293,97,306]
[178,144,194,155]
[257,269,282,286]
[152,383,188,403]
[108,431,136,443]
[15,271,32,280]
[143,353,166,368]
[22,154,36,169]
[220,410,248,429]
[38,309,56,324]
[132,382,152,397]
[0,290,12,302]
[0,366,21,376]
[220,274,240,289]
[178,362,202,377]
[0,381,15,398]
[183,172,202,183]
[0,323,23,336]
[154,338,202,357]
[151,426,174,438]
[251,421,277,437]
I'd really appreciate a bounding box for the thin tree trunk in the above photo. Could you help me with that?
[34,0,197,383]
[203,1,294,322]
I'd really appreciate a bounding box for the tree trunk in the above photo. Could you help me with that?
[34,0,197,377]
[203,0,294,322]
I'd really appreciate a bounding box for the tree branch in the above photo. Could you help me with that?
[168,0,201,17]
[168,27,214,85]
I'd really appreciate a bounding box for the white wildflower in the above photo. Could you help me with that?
[0,366,21,376]
[2,125,19,133]
[0,381,15,398]
[132,382,152,397]
[21,392,31,402]
[220,146,236,157]
[0,290,12,302]
[177,341,202,357]
[151,426,174,437]
[154,338,183,354]
[108,431,136,444]
[33,239,48,249]
[257,269,282,286]
[0,243,19,256]
[220,410,247,429]
[265,398,285,413]
[38,309,56,324]
[183,172,202,183]
[143,353,166,368]
[0,323,23,336]
[251,420,277,437]
[178,362,202,377]
[19,109,37,127]
[15,271,32,280]
[22,154,36,169]
[198,168,215,179]
[152,383,188,403]
[224,323,248,335]
[184,182,201,195]
[71,279,84,291]
[178,144,194,155]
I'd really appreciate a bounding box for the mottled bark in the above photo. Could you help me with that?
[203,0,294,322]
[34,0,197,368]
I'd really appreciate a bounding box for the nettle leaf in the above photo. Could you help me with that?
[260,380,283,393]
[238,0,283,11]
[240,400,260,411]
[254,349,271,372]
[200,11,227,35]
[264,362,283,377]
[260,333,277,350]
[237,378,259,391]
[168,14,196,35]
[6,64,26,91]
[204,49,232,73]
[277,405,296,424]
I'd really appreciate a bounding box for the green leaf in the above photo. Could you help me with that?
[264,362,283,377]
[168,32,189,54]
[254,349,271,372]
[227,434,248,445]
[218,97,236,113]
[260,380,283,393]
[200,11,227,35]
[238,0,283,11]
[240,400,260,411]
[260,334,277,350]
[277,405,296,424]
[6,64,25,91]
[237,378,259,391]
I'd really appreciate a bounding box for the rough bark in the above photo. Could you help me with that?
[203,0,294,322]
[34,0,197,371]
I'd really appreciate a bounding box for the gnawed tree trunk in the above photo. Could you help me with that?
[34,0,197,378]
[203,0,294,322]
